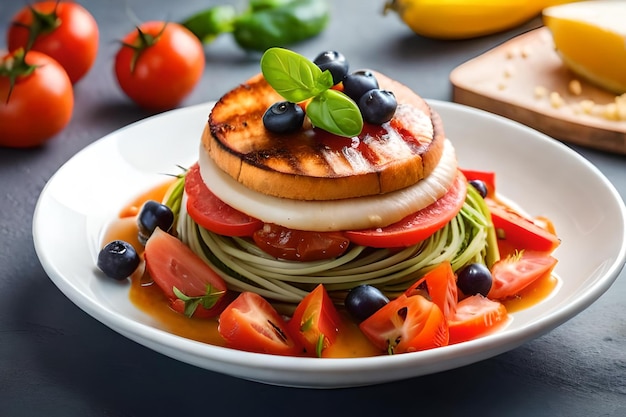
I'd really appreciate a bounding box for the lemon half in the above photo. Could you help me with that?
[543,1,626,94]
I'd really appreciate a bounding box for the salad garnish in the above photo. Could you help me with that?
[173,284,225,317]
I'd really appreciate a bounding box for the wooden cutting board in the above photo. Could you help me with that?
[451,27,626,154]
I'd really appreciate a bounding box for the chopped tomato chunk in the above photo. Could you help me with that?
[448,295,509,344]
[359,294,448,354]
[488,251,558,300]
[487,198,560,254]
[404,261,458,319]
[218,292,302,356]
[289,284,342,357]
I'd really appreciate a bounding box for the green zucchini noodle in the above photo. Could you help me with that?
[165,174,499,304]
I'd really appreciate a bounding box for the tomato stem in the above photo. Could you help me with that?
[122,22,169,73]
[11,0,62,52]
[0,49,39,103]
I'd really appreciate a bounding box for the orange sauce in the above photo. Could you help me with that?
[118,179,176,218]
[101,216,144,251]
[130,273,227,346]
[323,316,381,358]
[502,272,559,313]
[103,181,561,358]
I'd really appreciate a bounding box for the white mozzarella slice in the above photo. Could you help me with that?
[197,139,458,232]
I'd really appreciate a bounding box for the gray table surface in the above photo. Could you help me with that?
[1,1,625,416]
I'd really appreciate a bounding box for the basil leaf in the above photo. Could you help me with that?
[316,70,334,93]
[306,89,363,137]
[261,47,332,103]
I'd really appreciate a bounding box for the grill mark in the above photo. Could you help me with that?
[242,147,304,174]
[212,105,436,179]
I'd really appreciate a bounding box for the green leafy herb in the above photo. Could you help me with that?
[306,89,363,137]
[173,284,224,318]
[261,47,331,102]
[260,47,363,137]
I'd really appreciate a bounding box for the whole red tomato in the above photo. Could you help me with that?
[114,21,205,111]
[7,1,99,84]
[0,50,74,148]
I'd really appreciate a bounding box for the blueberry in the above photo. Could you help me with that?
[263,101,305,134]
[97,240,140,281]
[345,284,390,322]
[137,200,174,244]
[469,179,488,198]
[313,50,349,85]
[457,263,493,296]
[358,89,397,124]
[342,70,379,102]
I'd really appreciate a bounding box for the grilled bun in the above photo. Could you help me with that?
[203,71,445,201]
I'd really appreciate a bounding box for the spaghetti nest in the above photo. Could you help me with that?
[165,175,499,305]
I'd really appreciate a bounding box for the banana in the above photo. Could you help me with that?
[384,0,582,40]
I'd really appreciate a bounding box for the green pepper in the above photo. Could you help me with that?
[249,0,295,11]
[234,0,330,51]
[180,5,237,44]
[181,0,330,52]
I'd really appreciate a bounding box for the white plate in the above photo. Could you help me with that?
[33,100,626,388]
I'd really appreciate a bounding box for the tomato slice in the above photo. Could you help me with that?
[218,292,302,356]
[404,261,458,319]
[460,169,496,199]
[144,228,229,318]
[184,163,263,236]
[487,198,560,254]
[253,224,350,261]
[488,251,558,300]
[344,172,467,248]
[288,284,342,357]
[359,294,449,354]
[448,295,509,344]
